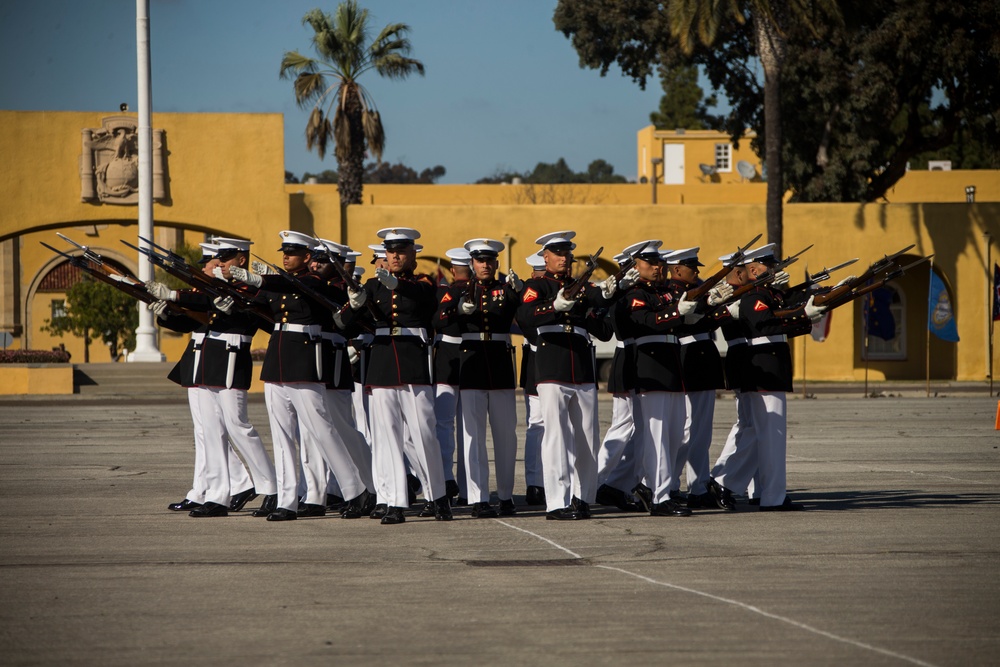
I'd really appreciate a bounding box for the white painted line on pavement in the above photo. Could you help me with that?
[496,519,939,667]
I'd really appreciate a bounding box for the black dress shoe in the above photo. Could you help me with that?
[470,502,498,518]
[707,479,737,511]
[296,503,326,517]
[571,497,592,519]
[454,496,468,507]
[229,488,258,512]
[498,499,517,516]
[381,506,406,524]
[266,508,297,521]
[650,499,693,517]
[251,494,277,518]
[759,496,804,512]
[546,507,581,521]
[189,501,228,517]
[686,492,716,509]
[748,498,760,506]
[445,479,460,499]
[325,493,346,511]
[417,500,436,517]
[631,484,653,512]
[340,490,369,519]
[406,473,422,507]
[361,490,377,515]
[168,499,201,512]
[596,484,641,512]
[370,503,388,519]
[524,486,546,506]
[434,496,453,521]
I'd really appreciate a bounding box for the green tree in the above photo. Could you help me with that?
[364,161,446,184]
[43,277,139,362]
[280,2,424,206]
[650,64,722,131]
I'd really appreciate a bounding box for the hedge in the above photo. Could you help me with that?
[0,350,72,363]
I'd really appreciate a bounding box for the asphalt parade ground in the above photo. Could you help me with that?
[1,372,998,665]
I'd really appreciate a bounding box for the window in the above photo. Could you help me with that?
[714,143,732,172]
[50,299,67,320]
[862,285,906,360]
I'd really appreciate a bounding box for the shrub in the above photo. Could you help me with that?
[0,350,72,363]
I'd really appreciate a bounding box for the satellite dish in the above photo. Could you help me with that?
[698,163,717,176]
[737,160,757,181]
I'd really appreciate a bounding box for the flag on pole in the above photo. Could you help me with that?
[863,286,896,341]
[928,269,959,342]
[992,263,1000,322]
[810,310,832,342]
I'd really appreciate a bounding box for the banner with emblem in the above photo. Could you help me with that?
[928,269,959,342]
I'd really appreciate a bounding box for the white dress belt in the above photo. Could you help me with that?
[678,333,711,345]
[208,331,253,346]
[726,337,748,346]
[434,333,462,345]
[536,324,591,341]
[461,332,511,343]
[376,326,429,342]
[321,332,347,345]
[526,342,537,353]
[635,334,678,346]
[615,338,636,348]
[750,334,787,346]
[274,323,322,336]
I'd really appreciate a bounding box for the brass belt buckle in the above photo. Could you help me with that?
[480,332,490,341]
[390,326,402,336]
[563,324,574,333]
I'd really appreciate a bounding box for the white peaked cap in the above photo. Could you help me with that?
[464,238,505,256]
[663,247,703,266]
[445,248,471,266]
[535,230,577,250]
[620,239,663,259]
[212,237,252,252]
[525,251,546,270]
[742,243,778,265]
[278,230,316,251]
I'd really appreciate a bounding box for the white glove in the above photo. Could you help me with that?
[347,347,360,366]
[553,288,575,312]
[375,267,398,290]
[804,295,827,321]
[505,269,523,292]
[618,267,640,291]
[834,275,856,288]
[598,277,616,299]
[676,292,698,316]
[348,288,367,310]
[726,301,741,319]
[772,270,790,287]
[212,266,226,281]
[229,267,262,288]
[147,300,169,318]
[707,282,734,306]
[251,260,275,276]
[458,296,476,315]
[213,296,234,314]
[145,281,177,301]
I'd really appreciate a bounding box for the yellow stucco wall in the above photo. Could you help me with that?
[0,365,74,395]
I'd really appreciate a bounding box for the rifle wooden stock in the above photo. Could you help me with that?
[684,265,728,301]
[562,247,603,300]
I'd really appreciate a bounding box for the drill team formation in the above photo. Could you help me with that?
[47,227,928,523]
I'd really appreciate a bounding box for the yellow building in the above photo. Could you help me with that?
[2,110,999,384]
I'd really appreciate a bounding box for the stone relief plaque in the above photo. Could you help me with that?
[80,116,167,204]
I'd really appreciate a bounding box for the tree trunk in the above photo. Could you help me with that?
[337,92,366,207]
[754,12,787,258]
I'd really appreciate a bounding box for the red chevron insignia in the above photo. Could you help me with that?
[522,288,538,303]
[440,292,452,303]
[630,297,646,309]
[754,300,768,312]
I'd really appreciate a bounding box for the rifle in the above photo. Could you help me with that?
[44,238,209,324]
[684,233,763,301]
[611,241,654,283]
[251,253,344,314]
[809,246,914,306]
[725,244,812,301]
[123,238,273,323]
[785,258,859,295]
[562,247,604,300]
[821,255,933,312]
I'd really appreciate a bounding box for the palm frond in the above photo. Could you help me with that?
[279,51,317,80]
[374,54,425,80]
[332,101,353,164]
[293,72,329,107]
[306,107,332,160]
[362,109,385,162]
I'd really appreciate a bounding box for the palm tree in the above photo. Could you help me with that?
[667,0,839,257]
[280,2,424,206]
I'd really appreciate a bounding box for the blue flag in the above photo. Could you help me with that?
[863,286,896,341]
[928,269,959,342]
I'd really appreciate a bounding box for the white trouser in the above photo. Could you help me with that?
[196,387,277,505]
[597,391,643,492]
[637,392,687,505]
[536,382,599,512]
[461,388,517,503]
[265,382,365,511]
[681,390,717,496]
[325,389,374,491]
[712,390,759,496]
[352,382,372,447]
[435,383,462,485]
[523,393,544,487]
[746,391,787,506]
[370,385,446,508]
[186,387,251,503]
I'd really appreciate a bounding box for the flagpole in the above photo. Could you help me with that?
[926,260,933,398]
[987,231,993,396]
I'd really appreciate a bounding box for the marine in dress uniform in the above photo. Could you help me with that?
[150,243,258,515]
[709,244,826,511]
[519,252,547,506]
[595,245,651,512]
[435,239,522,518]
[517,231,618,520]
[338,227,453,525]
[662,247,731,508]
[230,231,370,521]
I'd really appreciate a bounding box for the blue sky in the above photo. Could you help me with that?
[0,0,673,184]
